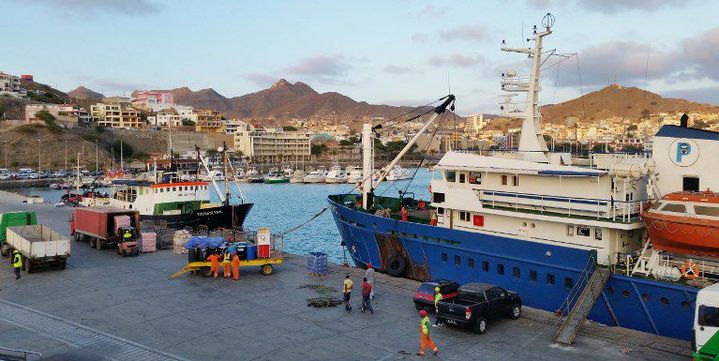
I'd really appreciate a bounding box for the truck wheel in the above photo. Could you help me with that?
[59,259,66,270]
[510,304,521,320]
[89,238,96,249]
[96,240,103,250]
[261,264,273,276]
[473,317,488,334]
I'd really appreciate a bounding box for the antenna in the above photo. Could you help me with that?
[447,72,451,95]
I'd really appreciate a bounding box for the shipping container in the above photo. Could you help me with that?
[6,224,70,273]
[71,208,140,256]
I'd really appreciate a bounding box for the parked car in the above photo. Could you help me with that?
[413,279,460,311]
[436,283,521,334]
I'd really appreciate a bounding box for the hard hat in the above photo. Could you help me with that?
[13,250,19,253]
[366,263,372,269]
[420,310,427,317]
[435,287,440,292]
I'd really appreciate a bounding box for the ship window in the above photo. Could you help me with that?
[468,172,481,184]
[441,252,448,262]
[547,273,555,285]
[661,203,686,213]
[497,264,504,275]
[501,175,508,185]
[566,225,574,236]
[695,205,719,217]
[577,226,590,237]
[565,278,574,289]
[459,173,466,183]
[445,171,456,182]
[529,270,537,282]
[454,255,461,265]
[683,176,700,192]
[433,193,445,203]
[641,293,649,302]
[160,188,164,193]
[468,258,475,269]
[660,297,669,305]
[459,211,470,222]
[512,267,520,279]
[437,207,444,215]
[512,175,519,186]
[622,290,630,298]
[595,228,603,240]
[699,306,719,327]
[482,260,489,272]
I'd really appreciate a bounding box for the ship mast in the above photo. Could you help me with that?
[500,13,554,162]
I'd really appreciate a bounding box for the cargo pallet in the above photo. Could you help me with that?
[170,258,283,279]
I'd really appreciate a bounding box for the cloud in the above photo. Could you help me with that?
[417,5,448,17]
[439,25,488,42]
[382,65,421,75]
[576,0,690,13]
[429,54,484,68]
[11,0,163,17]
[662,87,719,105]
[526,0,566,9]
[241,73,276,87]
[412,33,429,43]
[681,27,719,81]
[284,55,351,83]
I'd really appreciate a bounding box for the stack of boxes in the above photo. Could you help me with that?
[140,232,157,253]
[172,230,192,254]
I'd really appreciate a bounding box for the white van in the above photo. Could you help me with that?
[18,168,33,174]
[694,283,719,351]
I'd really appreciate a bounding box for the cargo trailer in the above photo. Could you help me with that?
[6,224,70,273]
[0,211,38,256]
[70,208,140,257]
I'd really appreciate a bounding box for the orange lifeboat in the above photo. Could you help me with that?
[643,190,719,258]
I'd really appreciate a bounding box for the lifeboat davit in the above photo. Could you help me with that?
[643,190,719,258]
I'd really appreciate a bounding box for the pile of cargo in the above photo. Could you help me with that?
[140,232,156,253]
[173,230,192,254]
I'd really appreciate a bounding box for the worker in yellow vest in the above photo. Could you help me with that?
[417,309,439,357]
[222,252,232,279]
[434,287,444,326]
[12,250,22,280]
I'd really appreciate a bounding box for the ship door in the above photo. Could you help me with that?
[683,176,699,191]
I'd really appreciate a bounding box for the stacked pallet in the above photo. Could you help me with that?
[307,252,328,276]
[173,230,192,254]
[140,232,157,253]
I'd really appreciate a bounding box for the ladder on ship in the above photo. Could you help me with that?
[554,261,612,346]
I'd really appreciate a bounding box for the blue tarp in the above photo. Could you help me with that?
[184,236,225,250]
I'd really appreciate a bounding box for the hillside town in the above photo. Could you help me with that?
[3,70,719,168]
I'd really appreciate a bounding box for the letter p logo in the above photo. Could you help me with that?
[676,142,691,163]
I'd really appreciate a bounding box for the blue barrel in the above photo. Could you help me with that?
[246,245,257,260]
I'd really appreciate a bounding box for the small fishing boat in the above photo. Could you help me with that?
[264,171,289,184]
[303,169,327,183]
[346,166,363,184]
[324,165,348,183]
[643,190,719,258]
[385,165,411,181]
[289,169,306,183]
[246,168,264,183]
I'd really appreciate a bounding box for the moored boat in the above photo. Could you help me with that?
[325,165,348,183]
[303,169,327,183]
[289,169,306,183]
[264,171,290,184]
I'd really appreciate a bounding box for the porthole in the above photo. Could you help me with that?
[622,290,630,298]
[607,287,614,294]
[641,293,649,302]
[660,297,669,305]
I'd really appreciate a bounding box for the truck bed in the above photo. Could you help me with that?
[6,225,71,259]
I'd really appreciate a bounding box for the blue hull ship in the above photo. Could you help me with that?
[329,194,698,340]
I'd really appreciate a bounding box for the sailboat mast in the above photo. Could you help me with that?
[222,142,230,206]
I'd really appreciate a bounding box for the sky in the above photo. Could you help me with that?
[2,0,719,115]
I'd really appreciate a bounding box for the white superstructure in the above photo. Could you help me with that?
[325,166,348,183]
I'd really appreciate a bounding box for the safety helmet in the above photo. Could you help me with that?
[366,263,372,269]
[420,310,427,317]
[435,287,440,292]
[13,250,19,254]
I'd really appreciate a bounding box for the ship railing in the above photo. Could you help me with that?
[553,254,599,320]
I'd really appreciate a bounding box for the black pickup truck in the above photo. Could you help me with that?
[435,282,521,334]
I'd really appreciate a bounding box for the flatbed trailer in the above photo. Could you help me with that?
[170,258,283,279]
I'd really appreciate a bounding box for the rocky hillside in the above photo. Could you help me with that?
[144,79,457,122]
[541,84,719,124]
[68,86,104,101]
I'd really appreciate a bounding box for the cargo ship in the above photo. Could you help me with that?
[328,14,717,341]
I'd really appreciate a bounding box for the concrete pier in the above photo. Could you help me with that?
[0,194,691,360]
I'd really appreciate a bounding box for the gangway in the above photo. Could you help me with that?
[554,266,611,346]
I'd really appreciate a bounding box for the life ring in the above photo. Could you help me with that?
[680,260,700,280]
[386,255,407,277]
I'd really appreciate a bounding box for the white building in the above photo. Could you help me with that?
[0,72,21,97]
[223,119,251,134]
[234,126,311,162]
[468,113,486,132]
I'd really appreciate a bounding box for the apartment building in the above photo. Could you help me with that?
[234,126,311,163]
[25,104,90,126]
[133,90,174,106]
[0,72,21,96]
[147,107,184,128]
[90,102,143,128]
[194,109,224,132]
[223,119,252,134]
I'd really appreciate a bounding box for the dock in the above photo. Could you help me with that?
[0,191,691,360]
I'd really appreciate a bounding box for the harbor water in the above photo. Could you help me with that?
[14,168,433,263]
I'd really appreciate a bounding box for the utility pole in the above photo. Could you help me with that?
[120,141,124,170]
[95,139,99,173]
[37,139,41,172]
[64,139,68,171]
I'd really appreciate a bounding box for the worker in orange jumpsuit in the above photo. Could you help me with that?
[417,309,439,357]
[222,252,232,279]
[429,210,438,226]
[207,253,221,279]
[401,206,408,222]
[231,252,241,281]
